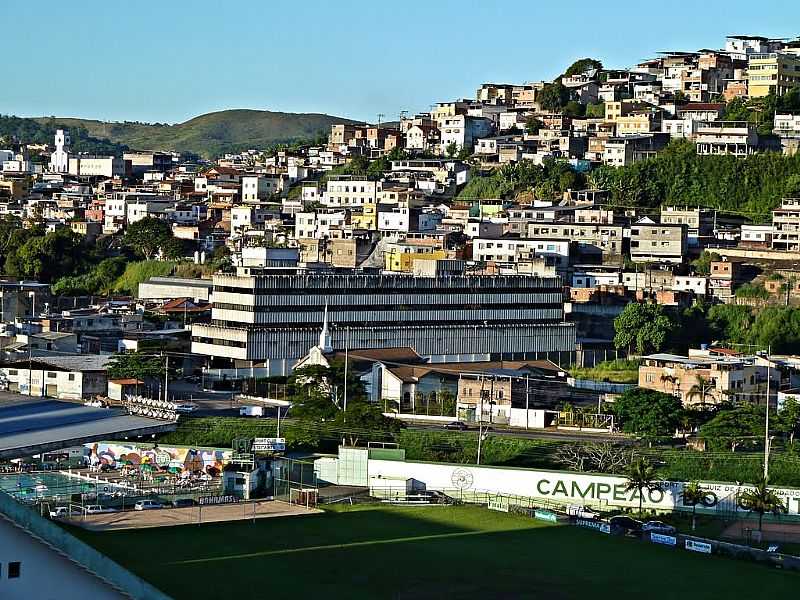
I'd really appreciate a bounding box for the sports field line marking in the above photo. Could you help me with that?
[168,528,515,565]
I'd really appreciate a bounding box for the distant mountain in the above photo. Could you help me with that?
[28,109,360,158]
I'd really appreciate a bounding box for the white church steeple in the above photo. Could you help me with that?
[319,303,332,353]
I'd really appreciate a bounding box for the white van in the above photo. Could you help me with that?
[239,406,264,417]
[134,500,163,511]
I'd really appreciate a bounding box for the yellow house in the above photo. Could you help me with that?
[351,203,377,230]
[384,247,447,272]
[748,52,800,98]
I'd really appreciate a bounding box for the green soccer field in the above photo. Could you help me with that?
[71,504,795,599]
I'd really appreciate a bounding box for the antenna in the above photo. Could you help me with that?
[377,113,385,127]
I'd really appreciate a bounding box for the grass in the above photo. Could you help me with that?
[569,359,641,384]
[35,110,357,157]
[69,504,795,599]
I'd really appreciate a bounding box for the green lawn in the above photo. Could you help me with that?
[70,505,794,599]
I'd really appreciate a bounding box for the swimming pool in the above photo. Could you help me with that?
[0,472,108,502]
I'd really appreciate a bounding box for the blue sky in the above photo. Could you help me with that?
[2,1,798,124]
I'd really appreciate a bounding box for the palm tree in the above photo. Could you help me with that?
[680,481,707,531]
[688,376,716,409]
[660,373,679,395]
[624,457,663,517]
[739,477,787,533]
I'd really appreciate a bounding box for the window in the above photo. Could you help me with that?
[8,561,20,578]
[68,374,75,381]
[47,372,56,378]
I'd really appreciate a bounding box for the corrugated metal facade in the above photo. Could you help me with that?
[192,272,576,370]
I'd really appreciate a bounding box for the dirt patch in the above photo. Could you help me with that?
[722,519,800,543]
[65,500,319,531]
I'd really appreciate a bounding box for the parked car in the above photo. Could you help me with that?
[567,505,600,519]
[175,403,198,414]
[134,500,164,511]
[642,520,676,535]
[171,498,197,508]
[84,505,117,514]
[609,515,643,533]
[444,421,468,431]
[49,506,76,518]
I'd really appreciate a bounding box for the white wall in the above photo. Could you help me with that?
[367,459,800,515]
[0,516,124,600]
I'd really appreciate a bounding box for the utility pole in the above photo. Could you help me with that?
[764,344,772,481]
[276,406,281,438]
[477,375,486,465]
[343,326,349,415]
[163,354,169,402]
[525,374,530,431]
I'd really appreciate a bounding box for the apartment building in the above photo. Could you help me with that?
[526,222,625,260]
[322,178,378,208]
[472,237,570,270]
[68,156,127,178]
[241,175,282,202]
[629,220,687,264]
[191,270,576,376]
[695,122,760,157]
[638,353,775,407]
[747,52,800,98]
[438,115,494,154]
[771,198,800,251]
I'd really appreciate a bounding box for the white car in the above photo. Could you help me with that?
[175,403,198,414]
[49,506,76,518]
[567,505,600,519]
[134,500,163,511]
[84,505,117,514]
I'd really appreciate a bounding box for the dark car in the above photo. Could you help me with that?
[609,515,643,534]
[172,498,197,508]
[444,421,469,431]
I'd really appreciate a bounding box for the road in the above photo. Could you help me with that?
[165,382,628,443]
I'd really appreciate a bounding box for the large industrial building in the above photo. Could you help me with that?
[191,268,576,376]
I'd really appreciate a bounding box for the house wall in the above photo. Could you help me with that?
[0,516,124,600]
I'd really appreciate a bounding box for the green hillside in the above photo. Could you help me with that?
[30,109,359,158]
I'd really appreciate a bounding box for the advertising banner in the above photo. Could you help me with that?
[685,539,712,554]
[253,438,286,452]
[651,533,677,546]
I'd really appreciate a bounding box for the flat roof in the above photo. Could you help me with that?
[0,397,175,460]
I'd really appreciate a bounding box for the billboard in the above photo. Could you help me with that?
[252,438,286,452]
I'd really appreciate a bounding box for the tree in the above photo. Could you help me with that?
[700,404,764,452]
[738,477,787,532]
[681,481,708,531]
[123,217,175,260]
[538,82,569,112]
[624,457,663,516]
[445,142,458,158]
[524,116,543,135]
[555,442,631,473]
[332,401,399,446]
[673,91,689,106]
[613,302,675,355]
[611,388,683,442]
[107,352,164,381]
[585,102,605,119]
[691,250,722,275]
[775,396,800,445]
[563,58,603,77]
